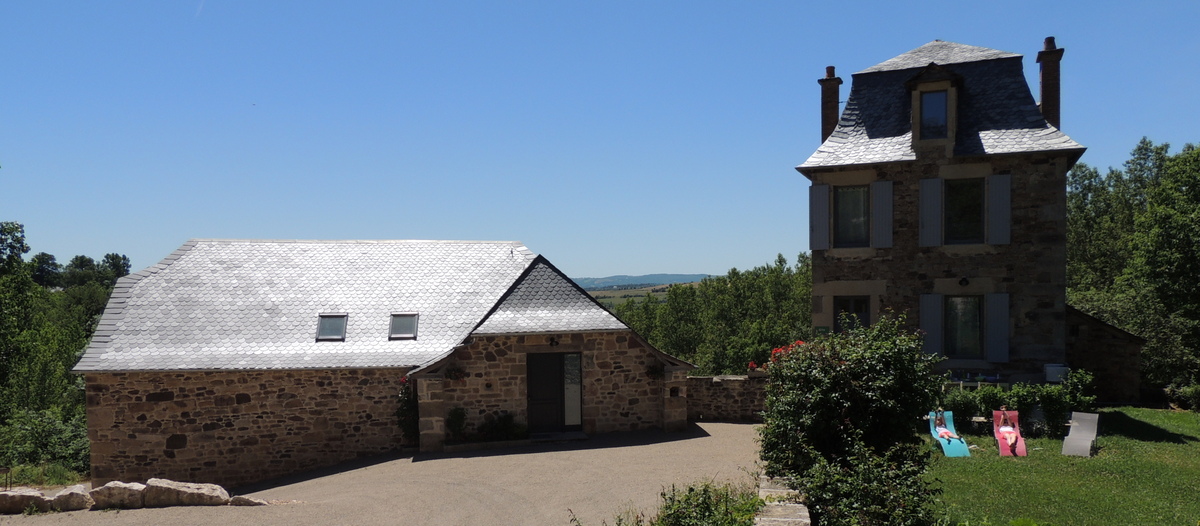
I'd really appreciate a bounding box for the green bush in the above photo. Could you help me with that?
[760,313,943,526]
[572,480,762,526]
[1166,383,1200,411]
[0,407,89,474]
[8,462,81,487]
[937,370,1098,438]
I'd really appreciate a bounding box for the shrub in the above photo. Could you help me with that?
[937,369,1098,438]
[760,313,943,525]
[571,480,762,526]
[1175,384,1200,411]
[0,407,89,474]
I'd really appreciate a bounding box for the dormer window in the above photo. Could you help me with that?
[316,313,348,341]
[389,313,419,340]
[907,64,961,149]
[920,91,948,139]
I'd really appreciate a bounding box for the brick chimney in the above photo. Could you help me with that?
[818,65,843,143]
[1036,36,1065,129]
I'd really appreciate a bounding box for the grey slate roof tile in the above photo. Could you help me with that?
[473,258,627,335]
[799,40,1084,170]
[73,239,538,372]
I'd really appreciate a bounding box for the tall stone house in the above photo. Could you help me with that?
[797,38,1140,399]
[73,239,691,487]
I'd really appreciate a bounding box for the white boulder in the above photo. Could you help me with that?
[89,481,146,510]
[143,478,229,507]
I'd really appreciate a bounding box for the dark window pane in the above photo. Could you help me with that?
[945,296,982,358]
[921,91,948,139]
[945,178,985,244]
[833,296,870,333]
[317,315,347,340]
[389,314,418,339]
[834,185,870,247]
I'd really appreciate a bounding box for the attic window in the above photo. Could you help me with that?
[920,91,948,139]
[389,313,419,340]
[316,314,348,341]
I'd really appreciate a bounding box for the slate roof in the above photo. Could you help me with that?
[74,239,618,372]
[474,258,627,335]
[799,40,1084,170]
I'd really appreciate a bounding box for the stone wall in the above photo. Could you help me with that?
[1065,307,1142,404]
[85,368,408,488]
[415,331,683,451]
[686,375,767,423]
[809,152,1076,382]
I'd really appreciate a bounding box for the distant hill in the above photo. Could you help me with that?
[572,274,710,290]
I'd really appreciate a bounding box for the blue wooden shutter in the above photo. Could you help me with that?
[870,181,893,248]
[810,184,830,250]
[985,293,1010,362]
[987,174,1012,245]
[920,294,943,354]
[919,178,943,247]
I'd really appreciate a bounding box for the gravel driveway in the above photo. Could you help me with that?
[1,422,759,526]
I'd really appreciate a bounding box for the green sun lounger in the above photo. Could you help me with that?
[929,411,970,457]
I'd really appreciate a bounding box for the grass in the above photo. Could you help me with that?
[929,407,1200,525]
[6,462,84,487]
[588,285,670,308]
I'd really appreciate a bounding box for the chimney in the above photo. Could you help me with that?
[818,65,843,143]
[1037,36,1065,129]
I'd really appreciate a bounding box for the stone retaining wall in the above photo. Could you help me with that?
[686,375,767,423]
[85,368,408,488]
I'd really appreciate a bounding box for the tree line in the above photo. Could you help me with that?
[613,253,812,375]
[0,222,130,475]
[1066,138,1200,397]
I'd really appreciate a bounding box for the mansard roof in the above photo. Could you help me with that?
[799,40,1084,170]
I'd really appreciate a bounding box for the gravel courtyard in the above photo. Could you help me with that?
[1,422,759,526]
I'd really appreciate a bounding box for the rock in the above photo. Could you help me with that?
[0,488,52,514]
[143,478,229,507]
[229,495,268,506]
[51,484,94,511]
[90,481,146,510]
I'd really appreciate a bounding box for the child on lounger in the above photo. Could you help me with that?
[935,413,960,441]
[998,408,1018,451]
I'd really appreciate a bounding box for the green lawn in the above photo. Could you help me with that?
[928,407,1200,525]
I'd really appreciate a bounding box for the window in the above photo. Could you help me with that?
[944,178,985,244]
[316,314,347,341]
[833,186,870,247]
[389,313,419,340]
[833,296,870,333]
[920,91,948,139]
[944,296,983,358]
[918,174,1011,247]
[810,181,892,250]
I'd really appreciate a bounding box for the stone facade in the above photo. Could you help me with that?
[85,368,408,488]
[1066,307,1143,404]
[810,154,1074,383]
[686,375,767,423]
[413,331,688,452]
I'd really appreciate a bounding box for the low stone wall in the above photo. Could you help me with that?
[686,375,767,423]
[85,368,409,488]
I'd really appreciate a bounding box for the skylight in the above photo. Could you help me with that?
[389,313,419,340]
[316,313,348,341]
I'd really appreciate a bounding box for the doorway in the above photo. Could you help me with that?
[527,353,582,433]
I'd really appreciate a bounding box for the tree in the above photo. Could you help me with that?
[62,255,99,288]
[0,222,30,275]
[99,253,131,286]
[27,252,62,288]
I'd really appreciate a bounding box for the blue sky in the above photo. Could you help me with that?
[3,1,1197,278]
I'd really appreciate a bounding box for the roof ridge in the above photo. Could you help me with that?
[857,40,1021,74]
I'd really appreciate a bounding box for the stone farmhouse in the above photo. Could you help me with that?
[798,38,1141,402]
[73,239,691,488]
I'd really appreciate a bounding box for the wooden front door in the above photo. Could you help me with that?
[527,353,582,433]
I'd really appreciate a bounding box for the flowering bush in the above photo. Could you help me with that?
[759,313,942,526]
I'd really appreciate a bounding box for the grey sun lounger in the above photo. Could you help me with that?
[1061,411,1099,457]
